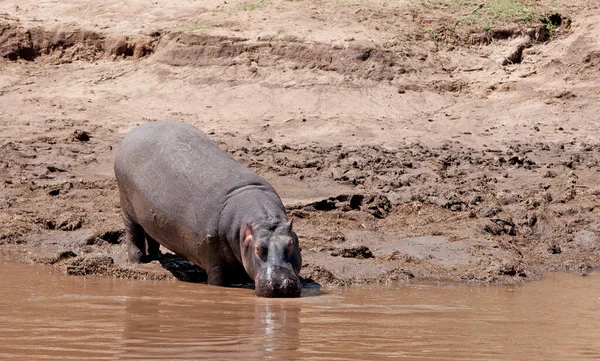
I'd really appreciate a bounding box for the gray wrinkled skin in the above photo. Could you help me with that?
[114,120,302,297]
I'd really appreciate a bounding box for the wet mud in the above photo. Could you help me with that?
[1,0,600,288]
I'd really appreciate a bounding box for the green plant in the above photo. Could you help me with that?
[460,0,536,27]
[424,27,438,42]
[259,29,286,42]
[174,20,212,33]
[416,0,550,31]
[542,15,557,36]
[240,1,263,10]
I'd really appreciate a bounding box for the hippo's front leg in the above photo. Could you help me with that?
[207,265,227,286]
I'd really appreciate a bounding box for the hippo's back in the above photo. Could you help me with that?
[114,121,273,242]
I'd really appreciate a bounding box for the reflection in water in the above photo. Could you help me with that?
[0,261,599,360]
[117,281,301,360]
[254,299,300,359]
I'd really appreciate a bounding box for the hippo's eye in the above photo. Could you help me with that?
[254,243,268,260]
[285,239,295,255]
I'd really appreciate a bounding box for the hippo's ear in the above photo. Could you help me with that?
[242,223,254,247]
[286,218,293,231]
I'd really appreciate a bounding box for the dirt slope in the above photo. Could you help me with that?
[1,0,600,287]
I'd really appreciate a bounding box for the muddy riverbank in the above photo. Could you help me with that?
[1,0,600,287]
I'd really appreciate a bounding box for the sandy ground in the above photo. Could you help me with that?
[2,0,600,288]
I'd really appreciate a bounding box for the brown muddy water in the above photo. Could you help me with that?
[1,261,599,361]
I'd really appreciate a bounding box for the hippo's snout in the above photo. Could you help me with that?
[256,265,301,298]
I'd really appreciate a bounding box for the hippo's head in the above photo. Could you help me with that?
[240,219,302,298]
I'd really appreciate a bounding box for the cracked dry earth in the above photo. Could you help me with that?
[1,0,600,288]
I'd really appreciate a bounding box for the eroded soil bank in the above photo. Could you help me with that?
[1,0,600,287]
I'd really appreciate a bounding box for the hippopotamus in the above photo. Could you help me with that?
[114,120,302,298]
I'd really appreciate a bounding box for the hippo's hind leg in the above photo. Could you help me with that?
[123,214,147,263]
[145,233,161,261]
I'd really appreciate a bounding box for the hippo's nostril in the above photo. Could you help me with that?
[282,279,291,289]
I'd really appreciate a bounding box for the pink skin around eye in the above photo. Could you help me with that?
[254,243,261,258]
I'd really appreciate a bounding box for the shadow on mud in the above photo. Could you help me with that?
[158,253,323,296]
[158,253,208,283]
